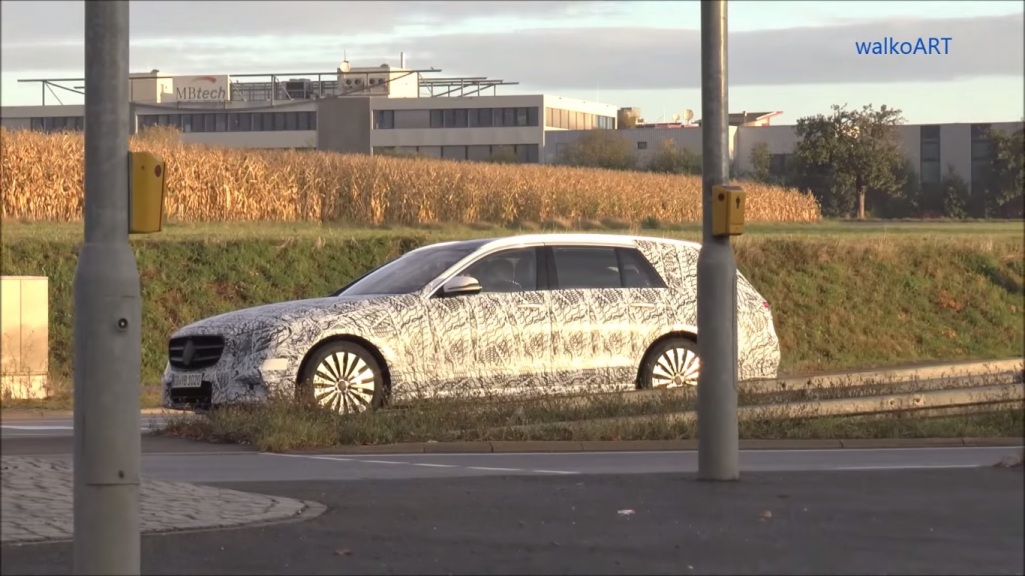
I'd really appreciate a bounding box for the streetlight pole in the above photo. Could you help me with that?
[74,1,142,573]
[696,0,740,482]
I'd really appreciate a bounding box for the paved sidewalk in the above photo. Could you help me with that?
[0,456,318,544]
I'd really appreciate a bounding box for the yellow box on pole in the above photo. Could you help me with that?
[711,184,745,237]
[128,151,166,234]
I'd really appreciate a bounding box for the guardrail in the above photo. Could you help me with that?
[408,360,1025,434]
[398,359,1024,412]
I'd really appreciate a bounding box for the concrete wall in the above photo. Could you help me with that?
[1,276,49,400]
[542,126,739,165]
[316,96,372,154]
[369,94,547,150]
[2,104,84,118]
[180,131,317,149]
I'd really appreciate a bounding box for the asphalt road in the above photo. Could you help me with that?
[2,417,1023,575]
[2,466,1022,576]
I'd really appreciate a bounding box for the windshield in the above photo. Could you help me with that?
[337,243,484,296]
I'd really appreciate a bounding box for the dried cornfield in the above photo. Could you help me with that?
[1,127,821,225]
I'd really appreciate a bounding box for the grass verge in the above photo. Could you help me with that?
[155,371,1025,452]
[2,221,1022,410]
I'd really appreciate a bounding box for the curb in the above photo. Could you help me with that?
[765,358,1023,390]
[281,437,1025,455]
[0,408,171,421]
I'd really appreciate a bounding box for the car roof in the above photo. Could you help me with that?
[471,232,701,252]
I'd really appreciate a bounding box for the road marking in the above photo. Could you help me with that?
[467,466,522,472]
[1,426,74,430]
[831,464,986,471]
[410,463,459,468]
[260,452,577,475]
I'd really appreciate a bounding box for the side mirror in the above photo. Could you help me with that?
[441,275,483,297]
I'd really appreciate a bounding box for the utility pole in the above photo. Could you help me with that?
[74,1,142,574]
[696,0,740,481]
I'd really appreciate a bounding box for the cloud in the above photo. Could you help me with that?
[0,0,612,44]
[2,11,1021,90]
[396,15,1024,89]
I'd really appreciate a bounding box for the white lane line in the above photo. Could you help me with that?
[466,466,523,472]
[260,452,575,475]
[363,446,1020,458]
[410,463,459,468]
[1,426,74,430]
[831,464,986,471]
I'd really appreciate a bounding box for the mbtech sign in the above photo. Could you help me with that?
[854,36,953,55]
[173,75,228,102]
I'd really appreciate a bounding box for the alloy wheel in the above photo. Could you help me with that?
[312,350,377,414]
[650,345,701,388]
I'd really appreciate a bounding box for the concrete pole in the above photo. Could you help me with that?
[74,1,142,574]
[696,0,740,481]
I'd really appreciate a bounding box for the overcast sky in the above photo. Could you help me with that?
[1,0,1022,124]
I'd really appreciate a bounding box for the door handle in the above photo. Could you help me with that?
[630,302,656,309]
[517,303,544,309]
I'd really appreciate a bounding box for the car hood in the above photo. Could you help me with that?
[170,294,390,339]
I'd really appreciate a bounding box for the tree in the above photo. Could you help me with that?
[646,138,701,175]
[556,130,636,171]
[940,164,970,219]
[748,142,772,183]
[986,125,1024,218]
[792,103,907,219]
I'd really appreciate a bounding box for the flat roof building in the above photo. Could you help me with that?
[0,56,620,164]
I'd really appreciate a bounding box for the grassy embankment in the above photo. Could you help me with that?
[1,127,1022,445]
[3,221,1023,447]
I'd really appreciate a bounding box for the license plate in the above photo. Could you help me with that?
[171,373,203,389]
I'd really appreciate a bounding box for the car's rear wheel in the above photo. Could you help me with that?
[638,336,701,389]
[297,341,386,415]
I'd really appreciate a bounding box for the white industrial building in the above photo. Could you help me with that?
[545,117,1024,196]
[2,58,1019,193]
[0,56,619,163]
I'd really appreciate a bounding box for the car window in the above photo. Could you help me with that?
[462,248,538,293]
[617,248,666,288]
[340,244,481,296]
[551,246,622,289]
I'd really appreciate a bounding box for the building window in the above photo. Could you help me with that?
[919,125,941,185]
[637,141,647,150]
[374,110,395,130]
[970,123,993,192]
[920,161,941,185]
[544,108,615,130]
[441,145,467,160]
[133,111,317,133]
[27,116,86,132]
[527,107,538,127]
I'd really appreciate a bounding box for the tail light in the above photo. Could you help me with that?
[763,301,770,309]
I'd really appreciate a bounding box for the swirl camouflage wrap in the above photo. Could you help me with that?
[161,233,781,412]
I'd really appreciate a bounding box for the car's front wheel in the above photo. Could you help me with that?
[638,336,701,389]
[297,340,386,415]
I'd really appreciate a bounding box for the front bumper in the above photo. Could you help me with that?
[161,361,293,410]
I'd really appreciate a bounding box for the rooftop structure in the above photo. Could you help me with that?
[15,53,522,107]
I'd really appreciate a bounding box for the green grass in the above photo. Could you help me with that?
[155,381,1025,452]
[1,220,1023,410]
